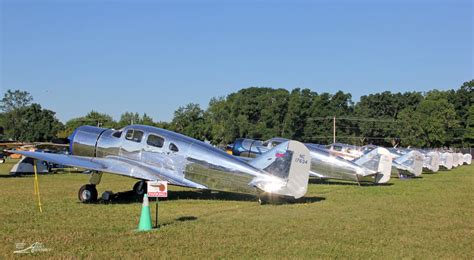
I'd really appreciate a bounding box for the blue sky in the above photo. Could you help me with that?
[1,0,472,123]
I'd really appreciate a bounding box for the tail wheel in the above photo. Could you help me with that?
[133,181,147,196]
[78,184,98,203]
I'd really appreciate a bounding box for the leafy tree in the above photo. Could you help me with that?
[205,97,233,145]
[353,91,423,146]
[282,88,312,140]
[3,103,63,142]
[118,112,142,128]
[141,113,155,126]
[170,103,207,140]
[397,98,458,147]
[463,105,474,146]
[0,89,33,112]
[62,111,116,137]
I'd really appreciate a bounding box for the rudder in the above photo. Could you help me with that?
[249,140,310,199]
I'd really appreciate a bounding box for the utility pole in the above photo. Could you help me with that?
[333,116,336,144]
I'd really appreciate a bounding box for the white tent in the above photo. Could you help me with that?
[10,156,49,175]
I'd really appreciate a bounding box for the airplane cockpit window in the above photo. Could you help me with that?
[271,141,282,148]
[125,129,144,143]
[147,134,164,148]
[169,143,179,152]
[112,131,122,138]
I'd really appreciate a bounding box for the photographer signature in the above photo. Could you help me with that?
[14,242,51,254]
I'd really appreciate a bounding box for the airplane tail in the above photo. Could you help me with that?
[353,147,392,184]
[423,151,440,172]
[249,140,310,199]
[395,150,424,177]
[440,152,453,170]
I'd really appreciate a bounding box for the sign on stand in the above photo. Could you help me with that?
[147,181,168,198]
[147,181,168,229]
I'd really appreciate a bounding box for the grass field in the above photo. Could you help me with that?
[0,158,473,258]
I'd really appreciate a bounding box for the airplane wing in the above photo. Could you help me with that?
[6,150,206,189]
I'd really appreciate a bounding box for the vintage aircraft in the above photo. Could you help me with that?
[323,143,424,178]
[230,138,392,184]
[9,125,311,204]
[439,152,453,170]
[463,153,472,165]
[420,150,440,172]
[324,143,424,178]
[452,153,463,167]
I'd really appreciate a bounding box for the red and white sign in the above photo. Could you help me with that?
[147,181,168,198]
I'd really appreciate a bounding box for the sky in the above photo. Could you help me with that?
[1,0,472,123]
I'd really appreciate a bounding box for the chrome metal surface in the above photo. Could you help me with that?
[440,152,453,170]
[230,138,392,184]
[12,125,311,200]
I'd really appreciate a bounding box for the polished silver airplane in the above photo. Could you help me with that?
[230,138,392,184]
[9,125,311,204]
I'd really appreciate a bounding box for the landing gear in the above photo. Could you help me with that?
[78,184,98,203]
[133,181,147,197]
[258,196,268,205]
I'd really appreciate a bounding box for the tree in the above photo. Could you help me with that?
[463,105,474,146]
[3,103,63,142]
[397,98,458,147]
[62,111,116,137]
[0,89,33,112]
[170,103,207,140]
[205,97,234,145]
[282,88,312,140]
[141,113,155,126]
[118,112,142,128]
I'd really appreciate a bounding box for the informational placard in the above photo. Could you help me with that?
[147,181,168,198]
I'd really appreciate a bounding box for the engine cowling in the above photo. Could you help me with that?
[69,126,108,157]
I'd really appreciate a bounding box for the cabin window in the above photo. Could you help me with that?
[147,134,164,148]
[125,129,144,143]
[112,131,122,138]
[169,143,179,152]
[271,141,282,148]
[333,145,342,151]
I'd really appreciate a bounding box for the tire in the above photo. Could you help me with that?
[78,184,98,203]
[133,181,147,197]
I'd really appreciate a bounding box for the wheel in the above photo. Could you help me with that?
[133,181,147,197]
[78,184,98,203]
[258,197,268,205]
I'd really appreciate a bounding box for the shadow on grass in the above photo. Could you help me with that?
[0,174,22,178]
[420,171,439,175]
[309,178,394,187]
[0,171,81,178]
[157,216,198,228]
[94,189,325,205]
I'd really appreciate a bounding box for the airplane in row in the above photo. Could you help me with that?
[228,138,471,184]
[8,125,311,204]
[229,138,392,185]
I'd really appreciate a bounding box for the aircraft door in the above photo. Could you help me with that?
[120,129,144,161]
[142,133,166,167]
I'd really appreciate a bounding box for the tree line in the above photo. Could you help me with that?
[0,80,472,148]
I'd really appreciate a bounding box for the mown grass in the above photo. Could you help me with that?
[0,158,472,258]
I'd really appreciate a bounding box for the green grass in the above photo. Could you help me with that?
[0,158,473,258]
